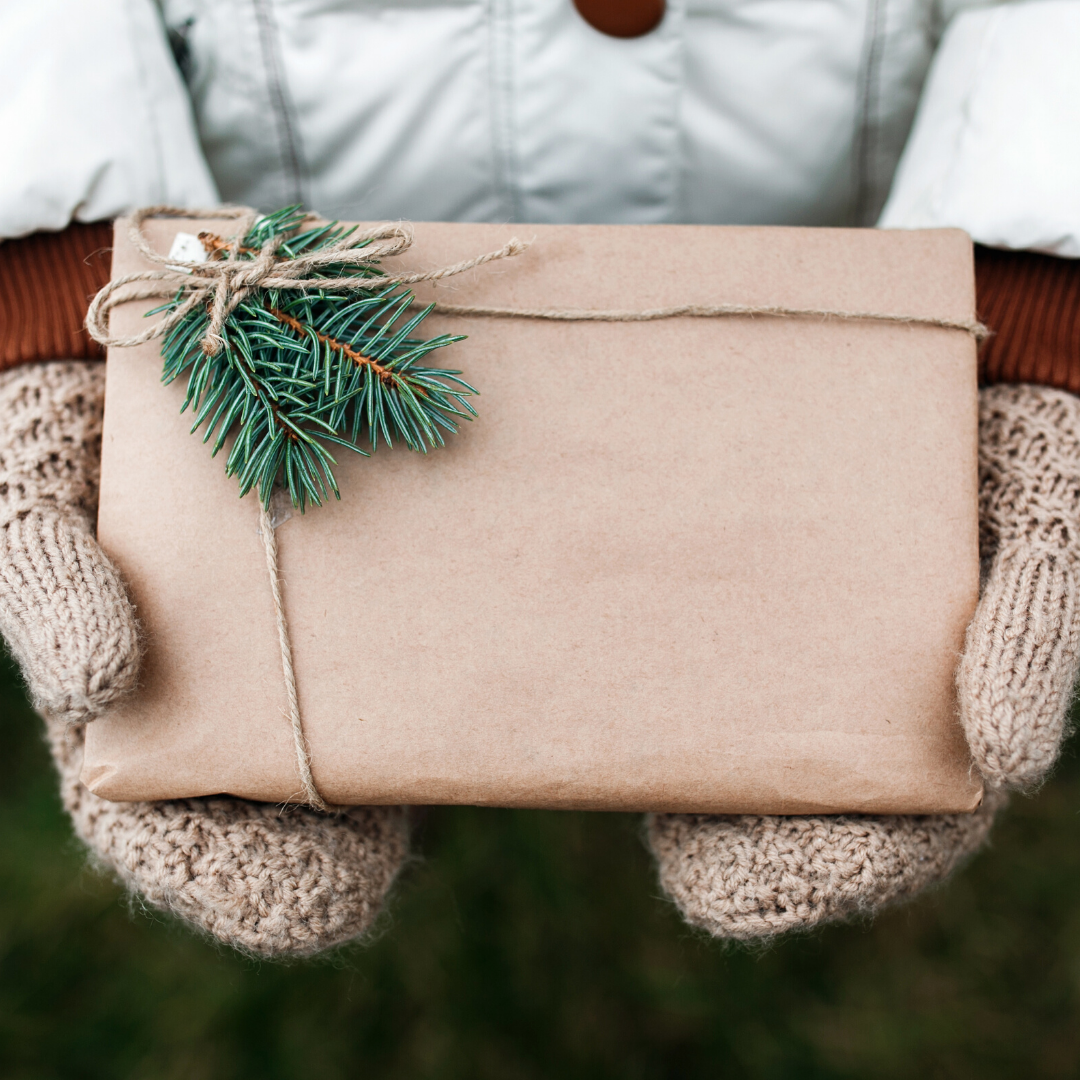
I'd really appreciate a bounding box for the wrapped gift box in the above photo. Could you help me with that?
[83,217,983,814]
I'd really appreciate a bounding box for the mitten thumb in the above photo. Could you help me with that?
[0,362,139,722]
[958,384,1080,790]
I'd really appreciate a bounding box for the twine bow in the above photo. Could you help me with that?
[85,205,530,356]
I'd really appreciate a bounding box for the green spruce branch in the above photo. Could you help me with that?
[153,206,475,511]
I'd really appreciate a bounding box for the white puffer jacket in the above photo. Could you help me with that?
[2,0,1078,254]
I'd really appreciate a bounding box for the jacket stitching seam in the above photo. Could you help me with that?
[252,0,309,210]
[853,0,886,226]
[488,0,522,223]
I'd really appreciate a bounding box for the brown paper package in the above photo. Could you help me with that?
[84,218,984,814]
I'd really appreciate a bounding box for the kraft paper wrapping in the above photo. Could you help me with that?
[84,218,984,814]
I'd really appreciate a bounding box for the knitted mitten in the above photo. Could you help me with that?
[47,715,408,956]
[650,383,1080,939]
[0,361,139,721]
[0,361,409,956]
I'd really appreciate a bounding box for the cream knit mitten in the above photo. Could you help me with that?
[5,365,1074,949]
[650,384,1080,939]
[0,361,408,956]
[0,361,138,721]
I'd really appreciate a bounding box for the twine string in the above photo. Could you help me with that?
[89,206,991,810]
[85,205,531,355]
[86,205,992,355]
[426,301,990,338]
[258,501,330,813]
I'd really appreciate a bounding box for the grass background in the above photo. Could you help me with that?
[1,643,1078,1079]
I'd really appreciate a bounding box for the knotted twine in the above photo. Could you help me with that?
[84,205,532,356]
[87,206,990,812]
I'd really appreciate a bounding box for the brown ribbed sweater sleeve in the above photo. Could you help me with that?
[0,223,113,369]
[976,245,1080,394]
[1,224,1079,393]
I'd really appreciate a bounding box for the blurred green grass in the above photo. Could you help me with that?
[0,642,1077,1080]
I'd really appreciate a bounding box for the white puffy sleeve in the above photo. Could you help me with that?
[0,0,218,240]
[878,0,1080,257]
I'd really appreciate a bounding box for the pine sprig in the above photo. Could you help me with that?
[154,206,474,511]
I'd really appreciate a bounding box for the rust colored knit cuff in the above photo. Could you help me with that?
[0,222,113,370]
[2,224,1079,393]
[976,246,1080,394]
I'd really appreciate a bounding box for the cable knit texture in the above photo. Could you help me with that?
[959,384,1080,789]
[0,362,139,721]
[648,791,1006,940]
[651,384,1080,941]
[0,361,409,956]
[46,715,409,957]
[4,366,1078,951]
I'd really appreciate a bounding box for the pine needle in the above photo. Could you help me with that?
[157,207,474,511]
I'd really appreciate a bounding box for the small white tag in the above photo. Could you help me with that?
[166,231,207,273]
